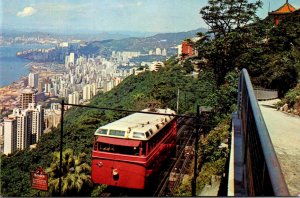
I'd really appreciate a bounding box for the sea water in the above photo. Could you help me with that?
[0,44,53,88]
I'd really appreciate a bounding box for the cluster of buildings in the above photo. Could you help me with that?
[1,34,189,155]
[0,85,62,154]
[111,51,141,63]
[1,35,60,46]
[0,46,171,154]
[55,52,136,104]
[111,48,167,64]
[1,87,44,154]
[148,48,167,56]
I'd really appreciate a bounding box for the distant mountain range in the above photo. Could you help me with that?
[1,29,134,41]
[78,28,207,57]
[1,28,206,42]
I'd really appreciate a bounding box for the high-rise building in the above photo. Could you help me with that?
[0,123,4,153]
[155,48,162,55]
[91,83,97,97]
[37,80,44,93]
[15,109,28,151]
[25,103,44,143]
[68,94,73,104]
[3,115,17,155]
[162,48,167,56]
[20,87,36,109]
[44,83,52,94]
[177,44,182,58]
[44,103,61,133]
[28,73,39,89]
[69,53,75,65]
[68,91,79,105]
[103,81,113,93]
[113,77,122,87]
[3,104,44,155]
[3,109,27,155]
[83,85,91,101]
[65,55,70,68]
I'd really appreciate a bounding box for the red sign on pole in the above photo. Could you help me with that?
[30,167,48,191]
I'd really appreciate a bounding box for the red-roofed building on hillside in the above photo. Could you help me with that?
[268,0,297,25]
[181,41,194,60]
[179,37,202,60]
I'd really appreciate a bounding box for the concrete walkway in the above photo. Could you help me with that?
[259,100,300,196]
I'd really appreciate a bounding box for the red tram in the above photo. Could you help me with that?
[91,108,177,189]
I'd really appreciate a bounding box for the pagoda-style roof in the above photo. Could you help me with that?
[269,1,296,15]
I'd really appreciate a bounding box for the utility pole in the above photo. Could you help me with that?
[59,99,64,196]
[176,88,180,113]
[185,92,187,111]
[192,105,200,196]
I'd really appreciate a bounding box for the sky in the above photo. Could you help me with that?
[1,0,300,34]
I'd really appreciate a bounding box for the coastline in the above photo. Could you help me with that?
[0,61,65,117]
[0,43,56,88]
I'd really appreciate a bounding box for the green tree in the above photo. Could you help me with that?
[234,14,300,96]
[182,60,194,74]
[198,0,263,84]
[46,149,92,196]
[200,0,262,38]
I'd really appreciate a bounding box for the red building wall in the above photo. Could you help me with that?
[181,41,194,60]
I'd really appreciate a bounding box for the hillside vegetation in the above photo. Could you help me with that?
[1,57,232,196]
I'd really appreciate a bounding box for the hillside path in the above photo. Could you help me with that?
[258,100,300,196]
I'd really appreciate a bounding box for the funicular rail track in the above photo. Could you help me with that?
[99,117,196,197]
[154,130,194,196]
[153,117,195,196]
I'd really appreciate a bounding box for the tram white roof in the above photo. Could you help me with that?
[94,108,176,141]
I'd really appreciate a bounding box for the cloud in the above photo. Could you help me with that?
[111,1,143,8]
[17,7,37,17]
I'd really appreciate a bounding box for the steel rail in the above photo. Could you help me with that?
[167,132,194,195]
[154,120,195,196]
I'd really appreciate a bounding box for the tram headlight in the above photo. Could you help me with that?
[112,169,118,176]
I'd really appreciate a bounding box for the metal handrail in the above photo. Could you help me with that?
[237,69,289,196]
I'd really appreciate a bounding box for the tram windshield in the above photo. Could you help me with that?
[94,142,141,156]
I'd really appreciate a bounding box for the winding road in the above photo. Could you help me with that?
[259,100,300,196]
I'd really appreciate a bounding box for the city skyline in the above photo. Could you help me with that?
[2,0,300,34]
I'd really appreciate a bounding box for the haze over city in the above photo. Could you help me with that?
[1,0,300,34]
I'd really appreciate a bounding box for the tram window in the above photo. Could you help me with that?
[145,132,150,138]
[96,129,108,135]
[109,130,125,137]
[96,142,141,155]
[149,129,153,134]
[133,132,145,138]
